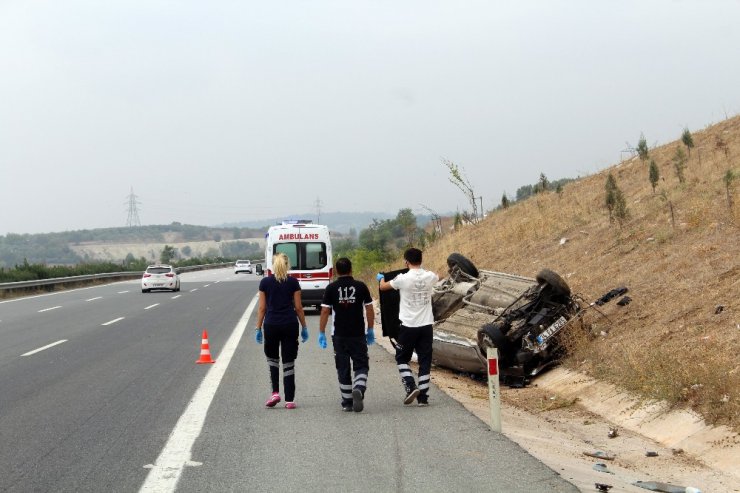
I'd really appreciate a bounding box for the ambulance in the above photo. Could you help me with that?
[265,221,333,308]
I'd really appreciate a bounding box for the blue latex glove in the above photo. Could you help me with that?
[318,332,327,349]
[255,328,263,344]
[301,326,309,343]
[366,327,375,345]
[376,273,384,282]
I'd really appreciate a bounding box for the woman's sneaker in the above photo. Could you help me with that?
[285,402,296,409]
[265,393,281,408]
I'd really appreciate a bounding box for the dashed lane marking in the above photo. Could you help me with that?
[144,304,159,310]
[101,317,124,326]
[22,339,68,357]
[86,297,103,302]
[38,306,61,313]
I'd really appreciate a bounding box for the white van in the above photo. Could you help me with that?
[265,221,333,308]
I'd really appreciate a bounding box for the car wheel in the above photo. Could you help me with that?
[447,253,479,278]
[535,269,571,296]
[477,321,511,355]
[142,289,149,293]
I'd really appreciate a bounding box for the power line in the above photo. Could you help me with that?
[125,187,142,227]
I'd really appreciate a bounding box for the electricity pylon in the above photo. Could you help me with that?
[126,187,141,227]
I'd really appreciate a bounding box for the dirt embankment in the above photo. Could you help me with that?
[366,116,739,491]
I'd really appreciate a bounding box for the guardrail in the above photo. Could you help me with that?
[0,262,234,298]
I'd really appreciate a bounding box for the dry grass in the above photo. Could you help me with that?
[369,116,740,430]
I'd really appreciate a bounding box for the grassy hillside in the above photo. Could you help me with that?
[378,116,740,429]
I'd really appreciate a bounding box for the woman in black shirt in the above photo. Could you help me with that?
[255,253,309,409]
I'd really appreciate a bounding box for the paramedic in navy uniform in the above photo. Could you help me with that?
[255,252,309,409]
[377,247,439,406]
[318,257,376,412]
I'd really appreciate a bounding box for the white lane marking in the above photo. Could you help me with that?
[214,281,220,284]
[86,296,103,302]
[139,295,258,492]
[204,284,211,288]
[0,280,136,305]
[102,317,125,326]
[171,295,181,299]
[144,303,159,310]
[38,306,61,313]
[22,339,68,356]
[118,291,129,294]
[190,288,198,292]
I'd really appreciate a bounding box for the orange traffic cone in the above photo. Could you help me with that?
[196,329,216,364]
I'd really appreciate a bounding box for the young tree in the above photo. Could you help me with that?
[537,173,549,193]
[501,192,510,209]
[673,147,687,184]
[604,173,629,225]
[648,159,660,193]
[605,173,617,221]
[443,159,479,223]
[724,169,736,209]
[636,133,649,163]
[681,128,695,156]
[613,187,629,225]
[660,190,676,229]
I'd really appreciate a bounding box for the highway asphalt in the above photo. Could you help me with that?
[0,268,577,492]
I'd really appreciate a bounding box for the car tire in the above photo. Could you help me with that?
[447,253,479,278]
[535,269,571,296]
[477,321,511,353]
[142,289,149,293]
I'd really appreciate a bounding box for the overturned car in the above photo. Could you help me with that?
[379,254,584,385]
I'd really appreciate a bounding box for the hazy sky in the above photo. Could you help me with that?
[2,1,739,235]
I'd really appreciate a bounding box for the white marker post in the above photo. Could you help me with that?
[487,347,502,432]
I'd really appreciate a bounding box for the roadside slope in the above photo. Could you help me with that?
[417,116,739,430]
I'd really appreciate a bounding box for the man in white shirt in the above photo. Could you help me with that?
[378,248,439,406]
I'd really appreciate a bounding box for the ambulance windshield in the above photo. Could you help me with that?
[275,242,327,270]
